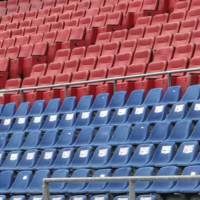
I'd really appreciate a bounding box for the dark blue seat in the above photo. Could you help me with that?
[107,91,127,109]
[26,116,44,131]
[125,144,154,167]
[72,127,95,147]
[10,117,28,132]
[108,124,131,146]
[58,97,77,113]
[75,96,93,112]
[14,102,30,117]
[0,133,9,149]
[0,118,14,132]
[0,171,14,194]
[57,113,76,129]
[28,100,45,116]
[73,111,93,128]
[53,129,76,148]
[43,99,61,115]
[142,88,163,106]
[185,101,200,120]
[90,93,110,111]
[161,86,181,104]
[146,142,176,167]
[42,114,60,130]
[180,85,200,102]
[123,90,145,108]
[0,103,16,119]
[187,120,200,141]
[85,145,112,169]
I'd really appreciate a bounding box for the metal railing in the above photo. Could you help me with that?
[43,175,200,200]
[1,67,200,103]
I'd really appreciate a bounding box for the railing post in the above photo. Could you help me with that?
[114,80,117,93]
[65,85,68,98]
[129,180,135,200]
[43,180,50,200]
[20,90,24,103]
[168,73,171,87]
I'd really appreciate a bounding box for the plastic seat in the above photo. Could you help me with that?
[31,2,44,11]
[28,100,45,116]
[32,18,45,27]
[161,22,180,36]
[91,15,107,28]
[153,46,174,62]
[151,13,169,25]
[13,13,25,23]
[37,9,50,19]
[0,171,14,193]
[174,1,190,12]
[78,57,97,72]
[79,17,93,29]
[127,0,143,13]
[106,91,126,109]
[111,30,128,43]
[0,135,9,150]
[95,32,112,45]
[144,25,162,38]
[63,4,77,14]
[180,85,200,103]
[180,19,198,33]
[119,40,137,53]
[51,22,64,32]
[86,44,102,58]
[101,42,120,56]
[135,16,152,28]
[169,11,186,23]
[171,32,191,47]
[91,0,105,9]
[100,5,114,15]
[25,11,38,21]
[153,35,172,50]
[43,0,56,9]
[69,26,86,41]
[73,111,93,128]
[161,86,181,104]
[136,37,155,51]
[56,112,76,129]
[7,6,19,15]
[109,108,130,125]
[41,114,60,130]
[2,38,16,48]
[190,0,200,10]
[7,0,18,7]
[51,6,64,16]
[89,93,109,111]
[86,8,100,17]
[26,116,44,131]
[95,55,115,69]
[18,3,31,13]
[77,1,91,11]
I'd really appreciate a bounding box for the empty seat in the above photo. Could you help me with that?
[85,45,102,57]
[127,0,143,13]
[7,6,19,15]
[0,171,14,193]
[136,37,155,51]
[25,11,38,20]
[13,13,25,22]
[120,40,137,53]
[171,32,191,47]
[31,2,44,11]
[181,85,200,103]
[153,35,172,50]
[173,43,194,59]
[169,11,186,23]
[111,29,128,43]
[95,32,112,45]
[180,19,198,33]
[144,25,162,38]
[91,0,105,9]
[37,9,50,18]
[26,116,44,131]
[151,13,169,25]
[135,16,152,28]
[186,8,200,20]
[102,42,120,56]
[91,15,107,28]
[162,22,180,36]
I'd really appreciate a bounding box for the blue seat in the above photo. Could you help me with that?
[146,142,176,167]
[57,112,76,129]
[43,99,61,115]
[107,92,127,109]
[142,88,163,106]
[75,96,93,112]
[166,120,192,142]
[16,149,38,170]
[144,121,171,144]
[60,169,90,194]
[90,93,110,111]
[58,97,77,113]
[103,145,132,168]
[90,126,113,146]
[26,116,44,131]
[83,170,111,193]
[68,146,92,169]
[0,195,6,200]
[165,102,188,122]
[160,141,199,167]
[90,109,112,127]
[187,120,200,141]
[37,130,59,149]
[53,129,76,148]
[69,196,87,200]
[50,196,65,200]
[25,170,50,194]
[29,196,43,200]
[9,171,33,194]
[85,145,112,169]
[185,101,200,120]
[0,171,14,193]
[42,114,60,130]
[90,196,108,200]
[33,149,57,170]
[72,127,95,147]
[144,166,178,193]
[126,106,148,124]
[0,105,4,116]
[10,117,28,132]
[123,90,145,108]
[0,150,22,170]
[104,167,132,193]
[4,132,25,151]
[125,123,150,145]
[135,167,154,193]
[125,144,154,167]
[180,85,200,102]
[28,100,45,116]
[49,170,69,193]
[0,133,9,149]
[136,195,157,200]
[108,108,130,125]
[0,118,14,132]
[160,166,200,193]
[73,111,93,128]
[145,104,167,123]
[14,102,30,117]
[20,131,42,150]
[0,103,16,118]
[161,86,181,104]
[0,151,5,166]
[10,196,25,200]
[50,148,74,169]
[108,124,131,146]
[114,196,129,200]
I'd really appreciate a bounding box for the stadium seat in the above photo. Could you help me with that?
[174,1,190,12]
[180,19,198,33]
[73,111,93,128]
[56,112,76,129]
[180,85,200,102]
[136,37,155,51]
[127,27,145,40]
[168,11,186,23]
[95,32,112,45]
[26,116,44,131]
[25,11,38,20]
[144,25,162,38]
[135,16,152,28]
[151,13,169,25]
[102,42,120,56]
[0,171,14,194]
[186,8,200,20]
[161,22,180,35]
[41,114,60,130]
[127,0,143,13]
[171,32,191,47]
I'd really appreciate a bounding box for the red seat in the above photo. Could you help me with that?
[54,49,71,62]
[0,8,7,17]
[127,0,143,13]
[135,16,152,28]
[95,32,112,45]
[92,14,107,28]
[55,29,71,46]
[171,32,191,47]
[6,46,20,60]
[136,37,155,51]
[45,15,58,24]
[15,36,29,46]
[29,33,43,44]
[151,13,169,25]
[193,43,200,57]
[174,1,190,12]
[179,19,198,33]
[77,1,91,11]
[7,6,19,15]
[51,22,64,31]
[71,10,86,20]
[59,13,72,23]
[0,1,7,8]
[186,56,200,75]
[86,8,100,17]
[6,22,19,31]
[113,52,133,68]
[63,59,80,73]
[45,62,64,76]
[70,47,86,60]
[105,0,118,6]
[119,40,137,53]
[69,26,86,40]
[144,24,162,38]
[127,27,145,40]
[168,11,186,23]
[78,57,97,72]
[96,55,115,69]
[91,0,105,9]
[51,6,64,16]
[132,49,152,65]
[37,8,50,18]
[25,11,38,20]
[0,31,11,40]
[64,19,79,28]
[161,22,180,36]
[19,0,30,3]
[31,18,45,27]
[106,12,123,26]
[19,20,32,29]
[37,24,51,34]
[56,0,68,6]
[30,64,47,77]
[142,0,158,11]
[190,0,200,10]
[31,2,44,11]
[68,0,81,5]
[99,5,114,15]
[153,46,174,62]
[36,75,55,92]
[85,44,102,57]
[24,27,38,36]
[190,30,200,45]
[113,2,128,13]
[2,38,16,48]
[0,25,6,33]
[79,17,93,29]
[18,3,31,13]
[101,42,120,56]
[13,13,25,22]
[7,0,18,7]
[0,49,7,58]
[63,3,77,13]
[43,32,57,46]
[111,29,128,42]
[43,0,56,9]
[1,15,13,25]
[12,29,25,38]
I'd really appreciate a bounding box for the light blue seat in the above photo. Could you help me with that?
[107,91,127,109]
[136,195,157,200]
[26,116,44,131]
[0,103,16,119]
[90,196,108,200]
[43,98,61,115]
[90,126,113,146]
[0,118,14,132]
[185,101,200,120]
[161,86,181,104]
[57,112,76,129]
[125,123,150,145]
[0,171,14,194]
[41,114,60,130]
[0,133,9,149]
[114,196,129,200]
[14,102,30,117]
[125,144,155,168]
[73,111,93,128]
[53,128,76,148]
[85,145,112,169]
[69,196,87,200]
[58,97,77,113]
[10,117,28,132]
[180,85,200,102]
[28,100,45,116]
[29,196,43,200]
[142,88,163,106]
[50,196,65,200]
[123,90,145,108]
[10,196,25,200]
[0,195,6,200]
[75,96,93,112]
[90,93,110,111]
[108,124,131,146]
